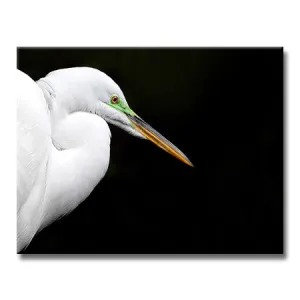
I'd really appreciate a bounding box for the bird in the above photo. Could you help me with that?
[17,67,193,252]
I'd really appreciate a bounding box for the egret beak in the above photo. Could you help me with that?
[126,113,194,167]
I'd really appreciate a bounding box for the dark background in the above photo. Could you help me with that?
[17,48,284,254]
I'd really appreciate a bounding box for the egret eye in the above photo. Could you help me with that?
[111,95,119,104]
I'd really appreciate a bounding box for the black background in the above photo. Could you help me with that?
[18,48,284,254]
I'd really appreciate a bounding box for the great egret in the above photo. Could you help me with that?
[17,67,193,252]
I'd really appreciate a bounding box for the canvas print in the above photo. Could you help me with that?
[17,48,284,254]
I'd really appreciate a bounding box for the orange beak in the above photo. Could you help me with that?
[126,114,194,167]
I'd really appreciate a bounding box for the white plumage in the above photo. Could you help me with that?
[17,67,193,252]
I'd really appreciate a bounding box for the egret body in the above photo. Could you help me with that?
[17,67,193,252]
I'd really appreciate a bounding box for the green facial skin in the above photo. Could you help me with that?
[106,94,135,115]
[106,94,137,127]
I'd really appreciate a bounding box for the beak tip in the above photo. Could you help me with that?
[186,160,195,168]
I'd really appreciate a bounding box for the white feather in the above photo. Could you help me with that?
[17,67,133,251]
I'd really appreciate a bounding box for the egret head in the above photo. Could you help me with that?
[97,78,193,167]
[39,67,193,167]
